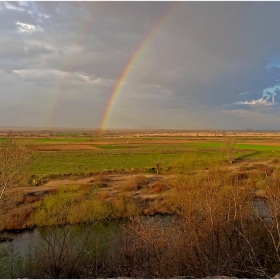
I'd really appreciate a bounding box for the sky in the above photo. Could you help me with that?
[1,1,280,130]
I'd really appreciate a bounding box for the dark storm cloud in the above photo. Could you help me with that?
[1,1,280,129]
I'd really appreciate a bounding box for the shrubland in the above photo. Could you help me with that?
[1,164,280,278]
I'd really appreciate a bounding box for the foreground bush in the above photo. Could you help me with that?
[32,186,142,226]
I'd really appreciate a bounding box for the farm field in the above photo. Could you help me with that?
[23,131,280,176]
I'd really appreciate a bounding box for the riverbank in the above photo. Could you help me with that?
[0,158,276,232]
[1,164,280,278]
[0,171,178,231]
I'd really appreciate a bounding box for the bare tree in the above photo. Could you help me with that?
[151,154,162,174]
[0,136,32,200]
[223,136,235,164]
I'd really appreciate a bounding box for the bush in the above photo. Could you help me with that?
[32,188,82,226]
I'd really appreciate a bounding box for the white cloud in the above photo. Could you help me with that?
[77,75,111,86]
[4,2,25,12]
[236,85,280,106]
[16,22,43,33]
[236,98,275,106]
[4,2,50,20]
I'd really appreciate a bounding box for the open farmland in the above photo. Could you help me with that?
[22,130,280,176]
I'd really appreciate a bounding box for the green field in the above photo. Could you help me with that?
[31,151,178,175]
[25,134,280,175]
[187,141,280,151]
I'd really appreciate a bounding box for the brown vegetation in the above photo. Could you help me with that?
[3,163,280,278]
[223,136,235,164]
[121,175,148,192]
[0,137,32,200]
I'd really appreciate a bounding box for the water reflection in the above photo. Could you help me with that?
[253,197,273,223]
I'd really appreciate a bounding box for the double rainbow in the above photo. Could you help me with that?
[44,3,178,130]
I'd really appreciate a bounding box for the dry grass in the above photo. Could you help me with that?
[93,174,108,187]
[5,207,34,230]
[230,171,249,181]
[98,190,110,201]
[252,163,274,176]
[271,157,280,164]
[149,181,165,194]
[24,195,43,204]
[47,188,58,195]
[121,175,148,192]
[239,164,253,171]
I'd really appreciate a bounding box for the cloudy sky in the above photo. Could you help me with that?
[1,1,280,130]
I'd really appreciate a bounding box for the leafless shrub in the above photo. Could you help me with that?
[21,226,90,278]
[223,136,235,164]
[168,169,271,278]
[111,217,177,278]
[0,137,33,200]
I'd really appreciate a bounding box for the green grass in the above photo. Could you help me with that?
[96,145,128,149]
[235,143,280,151]
[186,142,223,149]
[185,142,280,151]
[24,137,280,175]
[31,151,178,175]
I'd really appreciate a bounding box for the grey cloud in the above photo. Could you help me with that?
[2,2,280,129]
[0,38,51,59]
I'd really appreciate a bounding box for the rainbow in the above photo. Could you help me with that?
[99,3,179,134]
[44,10,98,128]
